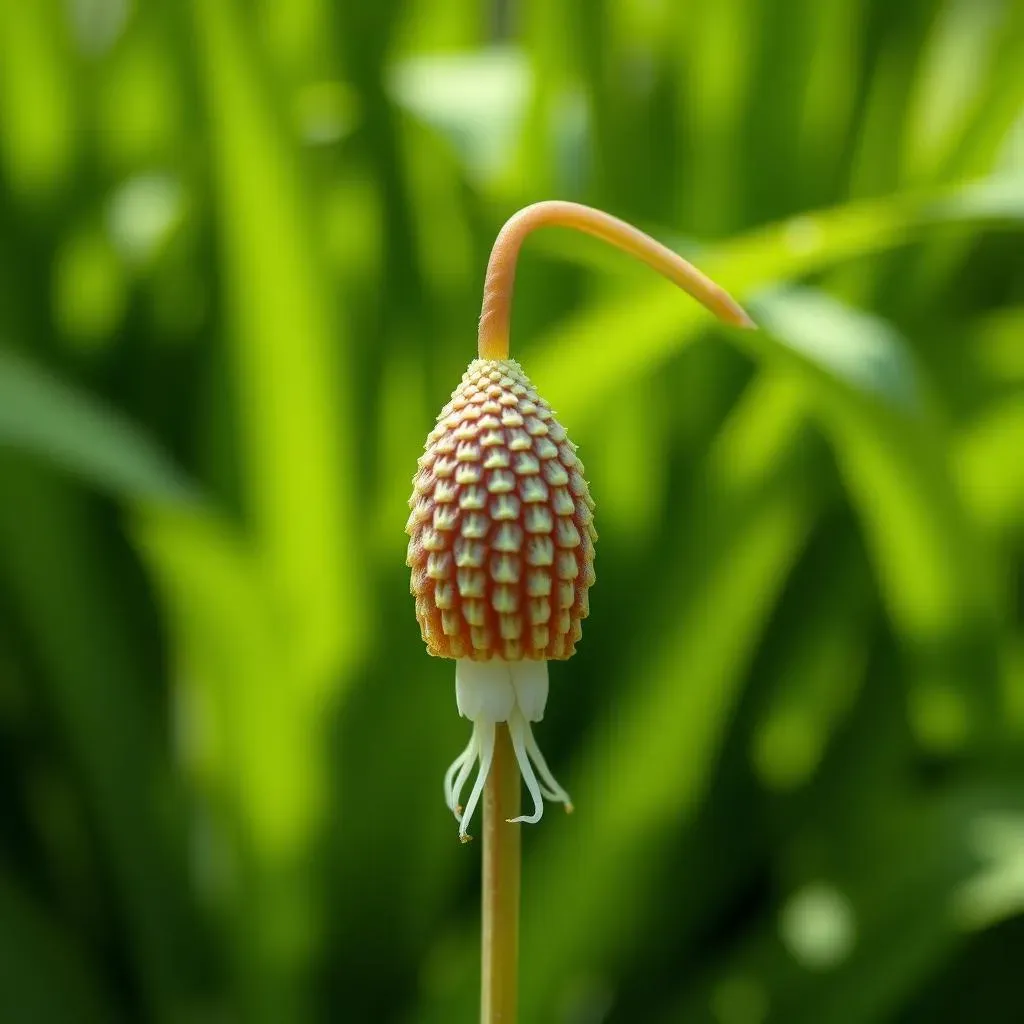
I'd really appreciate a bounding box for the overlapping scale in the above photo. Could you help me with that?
[406,359,597,661]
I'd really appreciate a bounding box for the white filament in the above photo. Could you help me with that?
[508,708,545,824]
[523,725,574,809]
[443,735,476,816]
[458,721,495,840]
[442,658,572,841]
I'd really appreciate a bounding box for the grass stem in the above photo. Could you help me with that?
[481,723,521,1024]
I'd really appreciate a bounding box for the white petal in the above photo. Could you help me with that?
[509,659,549,722]
[456,659,515,722]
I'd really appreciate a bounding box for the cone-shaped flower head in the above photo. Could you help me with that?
[407,358,596,662]
[406,359,591,839]
[407,201,753,841]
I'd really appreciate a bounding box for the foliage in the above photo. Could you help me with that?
[0,0,1022,1021]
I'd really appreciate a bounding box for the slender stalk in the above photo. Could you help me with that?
[481,724,521,1024]
[478,200,755,361]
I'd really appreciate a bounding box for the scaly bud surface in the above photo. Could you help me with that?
[406,358,597,663]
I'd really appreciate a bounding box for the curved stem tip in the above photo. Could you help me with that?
[477,200,755,361]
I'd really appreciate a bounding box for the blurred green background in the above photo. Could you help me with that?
[1,0,1023,1021]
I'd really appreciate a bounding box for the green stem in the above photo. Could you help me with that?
[481,724,521,1024]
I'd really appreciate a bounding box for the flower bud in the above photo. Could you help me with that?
[406,357,596,663]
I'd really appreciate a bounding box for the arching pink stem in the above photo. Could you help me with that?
[478,200,755,361]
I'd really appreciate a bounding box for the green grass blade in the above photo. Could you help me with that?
[0,462,199,1020]
[756,288,1002,750]
[750,534,873,792]
[132,503,323,1022]
[954,397,1024,539]
[0,0,76,198]
[0,868,116,1024]
[190,0,365,690]
[0,348,195,504]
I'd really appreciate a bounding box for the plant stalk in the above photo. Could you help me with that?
[481,723,521,1024]
[478,200,754,360]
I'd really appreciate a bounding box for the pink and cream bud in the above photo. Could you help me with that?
[406,358,595,838]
